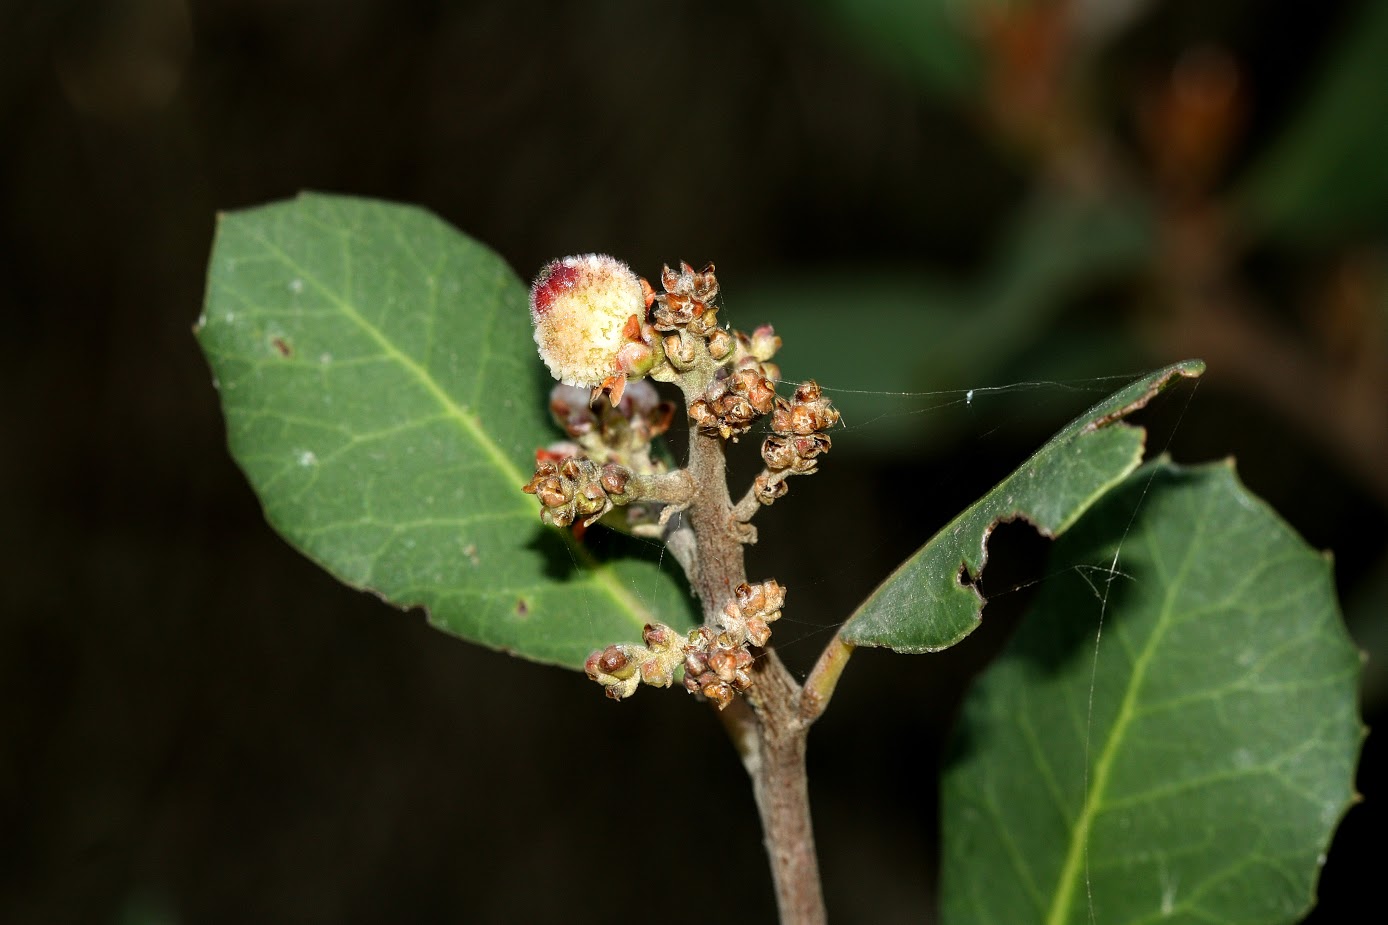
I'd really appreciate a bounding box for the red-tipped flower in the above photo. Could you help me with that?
[530,254,657,401]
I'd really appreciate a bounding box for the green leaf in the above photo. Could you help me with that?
[196,193,696,670]
[940,462,1364,925]
[840,360,1203,651]
[1239,0,1388,243]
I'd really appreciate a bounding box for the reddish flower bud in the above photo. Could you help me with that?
[600,464,630,495]
[749,324,781,361]
[597,646,630,676]
[640,658,673,687]
[642,623,674,648]
[685,651,708,676]
[746,616,772,648]
[708,648,740,683]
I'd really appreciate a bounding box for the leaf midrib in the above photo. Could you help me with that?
[1044,505,1202,925]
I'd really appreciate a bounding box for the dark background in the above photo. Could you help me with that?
[2,1,1384,922]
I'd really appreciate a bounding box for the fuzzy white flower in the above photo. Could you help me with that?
[530,254,653,399]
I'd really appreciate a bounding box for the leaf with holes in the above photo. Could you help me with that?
[840,359,1204,652]
[940,461,1363,925]
[196,192,696,669]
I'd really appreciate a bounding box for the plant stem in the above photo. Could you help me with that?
[800,632,855,725]
[743,653,826,925]
[681,419,827,924]
[683,427,746,610]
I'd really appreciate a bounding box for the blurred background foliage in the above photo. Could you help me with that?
[1,1,1384,922]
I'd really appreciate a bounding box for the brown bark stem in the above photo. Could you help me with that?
[622,468,695,507]
[680,410,827,925]
[743,652,826,925]
[684,429,746,612]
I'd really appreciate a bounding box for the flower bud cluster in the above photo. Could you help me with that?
[525,380,678,533]
[584,622,687,701]
[731,324,782,381]
[522,455,631,529]
[688,366,778,440]
[683,579,786,709]
[525,254,830,711]
[681,626,754,710]
[584,580,786,709]
[650,261,721,336]
[698,325,784,440]
[644,260,723,382]
[547,380,673,470]
[754,381,840,505]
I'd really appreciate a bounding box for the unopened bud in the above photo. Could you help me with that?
[663,332,698,368]
[600,464,630,495]
[546,507,575,527]
[685,651,708,676]
[688,399,718,432]
[749,325,781,361]
[642,623,674,648]
[597,646,631,677]
[640,658,673,687]
[702,680,735,711]
[548,384,601,436]
[746,616,772,648]
[707,328,734,360]
[708,649,740,683]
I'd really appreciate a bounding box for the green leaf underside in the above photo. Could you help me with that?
[197,193,696,670]
[841,359,1204,651]
[940,462,1363,925]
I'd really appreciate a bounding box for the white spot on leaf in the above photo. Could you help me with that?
[297,450,318,467]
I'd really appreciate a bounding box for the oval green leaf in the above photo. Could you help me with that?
[941,461,1364,925]
[196,192,696,670]
[841,359,1204,651]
